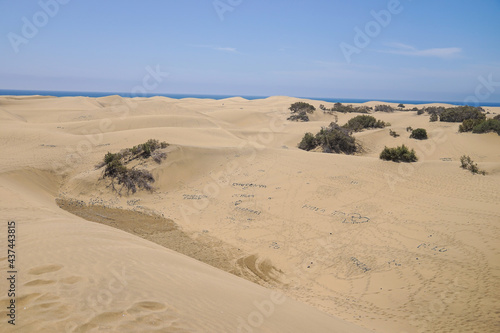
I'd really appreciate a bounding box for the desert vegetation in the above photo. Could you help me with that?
[410,128,428,140]
[97,139,169,195]
[322,102,370,114]
[380,145,418,163]
[374,105,394,112]
[287,102,316,122]
[417,105,485,123]
[460,155,486,175]
[389,129,400,137]
[344,115,388,132]
[459,117,500,135]
[438,106,486,122]
[298,115,388,154]
[298,123,356,154]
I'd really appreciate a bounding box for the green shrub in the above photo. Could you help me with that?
[104,157,127,178]
[328,103,370,114]
[398,104,405,110]
[104,152,121,165]
[343,115,387,132]
[460,155,486,175]
[316,123,356,154]
[287,111,310,122]
[289,102,316,114]
[429,113,438,122]
[298,133,317,151]
[374,105,394,112]
[125,139,168,160]
[298,123,356,154]
[380,145,418,163]
[423,106,445,115]
[472,119,500,135]
[459,119,485,132]
[99,139,169,195]
[459,118,500,135]
[410,128,428,140]
[389,129,400,137]
[439,106,486,122]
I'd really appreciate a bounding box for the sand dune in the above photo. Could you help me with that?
[0,96,499,332]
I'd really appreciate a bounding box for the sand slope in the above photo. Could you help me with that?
[1,95,499,332]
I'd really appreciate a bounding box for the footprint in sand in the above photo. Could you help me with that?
[24,279,56,286]
[74,301,188,332]
[28,264,63,275]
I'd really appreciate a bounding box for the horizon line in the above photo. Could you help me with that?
[1,89,499,107]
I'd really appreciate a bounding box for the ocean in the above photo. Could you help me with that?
[1,89,499,107]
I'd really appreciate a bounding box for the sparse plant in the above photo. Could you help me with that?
[298,132,317,151]
[429,113,438,122]
[398,103,405,110]
[438,106,486,122]
[289,102,316,114]
[406,126,413,132]
[459,118,500,135]
[380,145,418,163]
[410,128,428,140]
[98,139,169,195]
[389,129,400,137]
[460,155,486,175]
[288,102,315,122]
[287,111,310,122]
[328,103,370,114]
[315,123,356,154]
[374,105,394,112]
[298,123,356,154]
[343,115,387,132]
[423,106,445,115]
[152,151,167,164]
[472,119,500,135]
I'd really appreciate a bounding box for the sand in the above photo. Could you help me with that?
[0,95,499,332]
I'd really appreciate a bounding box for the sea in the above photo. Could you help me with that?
[1,89,499,107]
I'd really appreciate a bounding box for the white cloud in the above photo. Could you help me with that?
[214,47,237,53]
[380,43,462,58]
[189,44,238,53]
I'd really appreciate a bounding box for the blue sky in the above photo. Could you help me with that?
[1,0,500,102]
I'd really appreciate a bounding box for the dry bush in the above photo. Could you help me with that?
[98,139,168,195]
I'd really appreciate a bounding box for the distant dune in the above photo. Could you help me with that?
[1,95,499,332]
